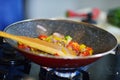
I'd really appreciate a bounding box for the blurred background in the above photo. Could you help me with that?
[25,0,120,18]
[0,0,120,80]
[1,0,120,27]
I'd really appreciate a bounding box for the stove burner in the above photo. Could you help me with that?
[39,67,90,80]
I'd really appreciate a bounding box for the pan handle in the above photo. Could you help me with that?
[109,50,116,55]
[109,44,120,55]
[115,44,120,55]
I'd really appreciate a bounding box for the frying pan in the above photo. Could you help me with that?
[3,19,118,68]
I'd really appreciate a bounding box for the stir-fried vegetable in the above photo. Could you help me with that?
[18,32,93,57]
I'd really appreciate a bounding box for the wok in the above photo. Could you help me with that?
[3,19,118,68]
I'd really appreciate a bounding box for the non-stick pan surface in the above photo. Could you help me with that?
[3,19,117,68]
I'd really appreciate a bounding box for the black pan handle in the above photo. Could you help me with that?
[109,44,120,55]
[115,44,120,55]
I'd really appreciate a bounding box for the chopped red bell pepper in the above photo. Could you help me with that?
[38,34,47,40]
[81,51,90,56]
[54,53,60,56]
[67,41,79,52]
[18,44,26,49]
